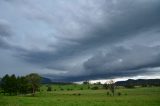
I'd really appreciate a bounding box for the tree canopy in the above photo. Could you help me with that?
[0,73,41,96]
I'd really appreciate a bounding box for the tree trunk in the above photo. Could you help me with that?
[32,87,35,96]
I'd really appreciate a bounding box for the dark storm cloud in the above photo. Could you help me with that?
[84,46,160,75]
[42,45,160,82]
[0,22,12,49]
[0,0,160,81]
[19,0,160,70]
[0,39,10,49]
[0,23,11,37]
[80,0,160,48]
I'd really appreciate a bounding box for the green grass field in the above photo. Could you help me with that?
[0,85,160,106]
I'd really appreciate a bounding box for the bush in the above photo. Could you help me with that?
[47,86,52,91]
[60,88,64,91]
[67,88,73,91]
[88,86,90,89]
[107,92,110,96]
[117,92,121,96]
[72,93,81,96]
[83,81,89,85]
[91,86,99,90]
[80,87,83,90]
[141,84,148,87]
[103,84,109,89]
[124,93,128,95]
[124,84,135,88]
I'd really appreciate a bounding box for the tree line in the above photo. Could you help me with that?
[0,73,41,96]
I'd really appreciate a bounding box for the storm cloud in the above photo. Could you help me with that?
[0,20,12,49]
[0,0,160,81]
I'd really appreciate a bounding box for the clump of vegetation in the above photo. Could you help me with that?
[117,92,121,96]
[67,88,73,91]
[0,73,41,96]
[72,93,81,96]
[124,84,135,89]
[107,92,110,96]
[83,80,90,89]
[94,82,101,85]
[83,80,89,85]
[80,87,83,90]
[91,86,99,90]
[124,93,128,95]
[88,86,90,89]
[60,88,64,91]
[47,85,52,92]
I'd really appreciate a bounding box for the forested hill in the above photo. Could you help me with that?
[41,77,52,84]
[41,77,160,86]
[116,79,160,87]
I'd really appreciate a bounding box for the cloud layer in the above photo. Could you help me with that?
[0,0,160,81]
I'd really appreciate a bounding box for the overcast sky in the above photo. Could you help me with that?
[0,0,160,82]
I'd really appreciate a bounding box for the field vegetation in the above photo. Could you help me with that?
[0,84,160,106]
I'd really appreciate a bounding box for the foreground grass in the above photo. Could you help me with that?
[0,87,160,106]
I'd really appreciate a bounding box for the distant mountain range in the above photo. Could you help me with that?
[116,79,160,87]
[41,77,160,86]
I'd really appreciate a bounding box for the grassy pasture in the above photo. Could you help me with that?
[0,85,160,106]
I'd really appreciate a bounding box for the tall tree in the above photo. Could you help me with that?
[17,76,29,94]
[0,74,9,95]
[9,74,17,95]
[26,73,41,96]
[0,74,17,95]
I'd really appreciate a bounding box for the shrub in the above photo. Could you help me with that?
[80,87,83,90]
[107,92,110,96]
[88,86,90,89]
[124,93,128,95]
[117,92,121,96]
[91,86,99,90]
[47,86,52,91]
[124,84,135,88]
[60,88,64,91]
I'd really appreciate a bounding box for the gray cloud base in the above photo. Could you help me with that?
[0,0,160,81]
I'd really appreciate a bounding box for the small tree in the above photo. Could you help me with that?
[26,73,41,96]
[103,83,109,89]
[83,80,90,89]
[83,80,89,85]
[108,80,116,96]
